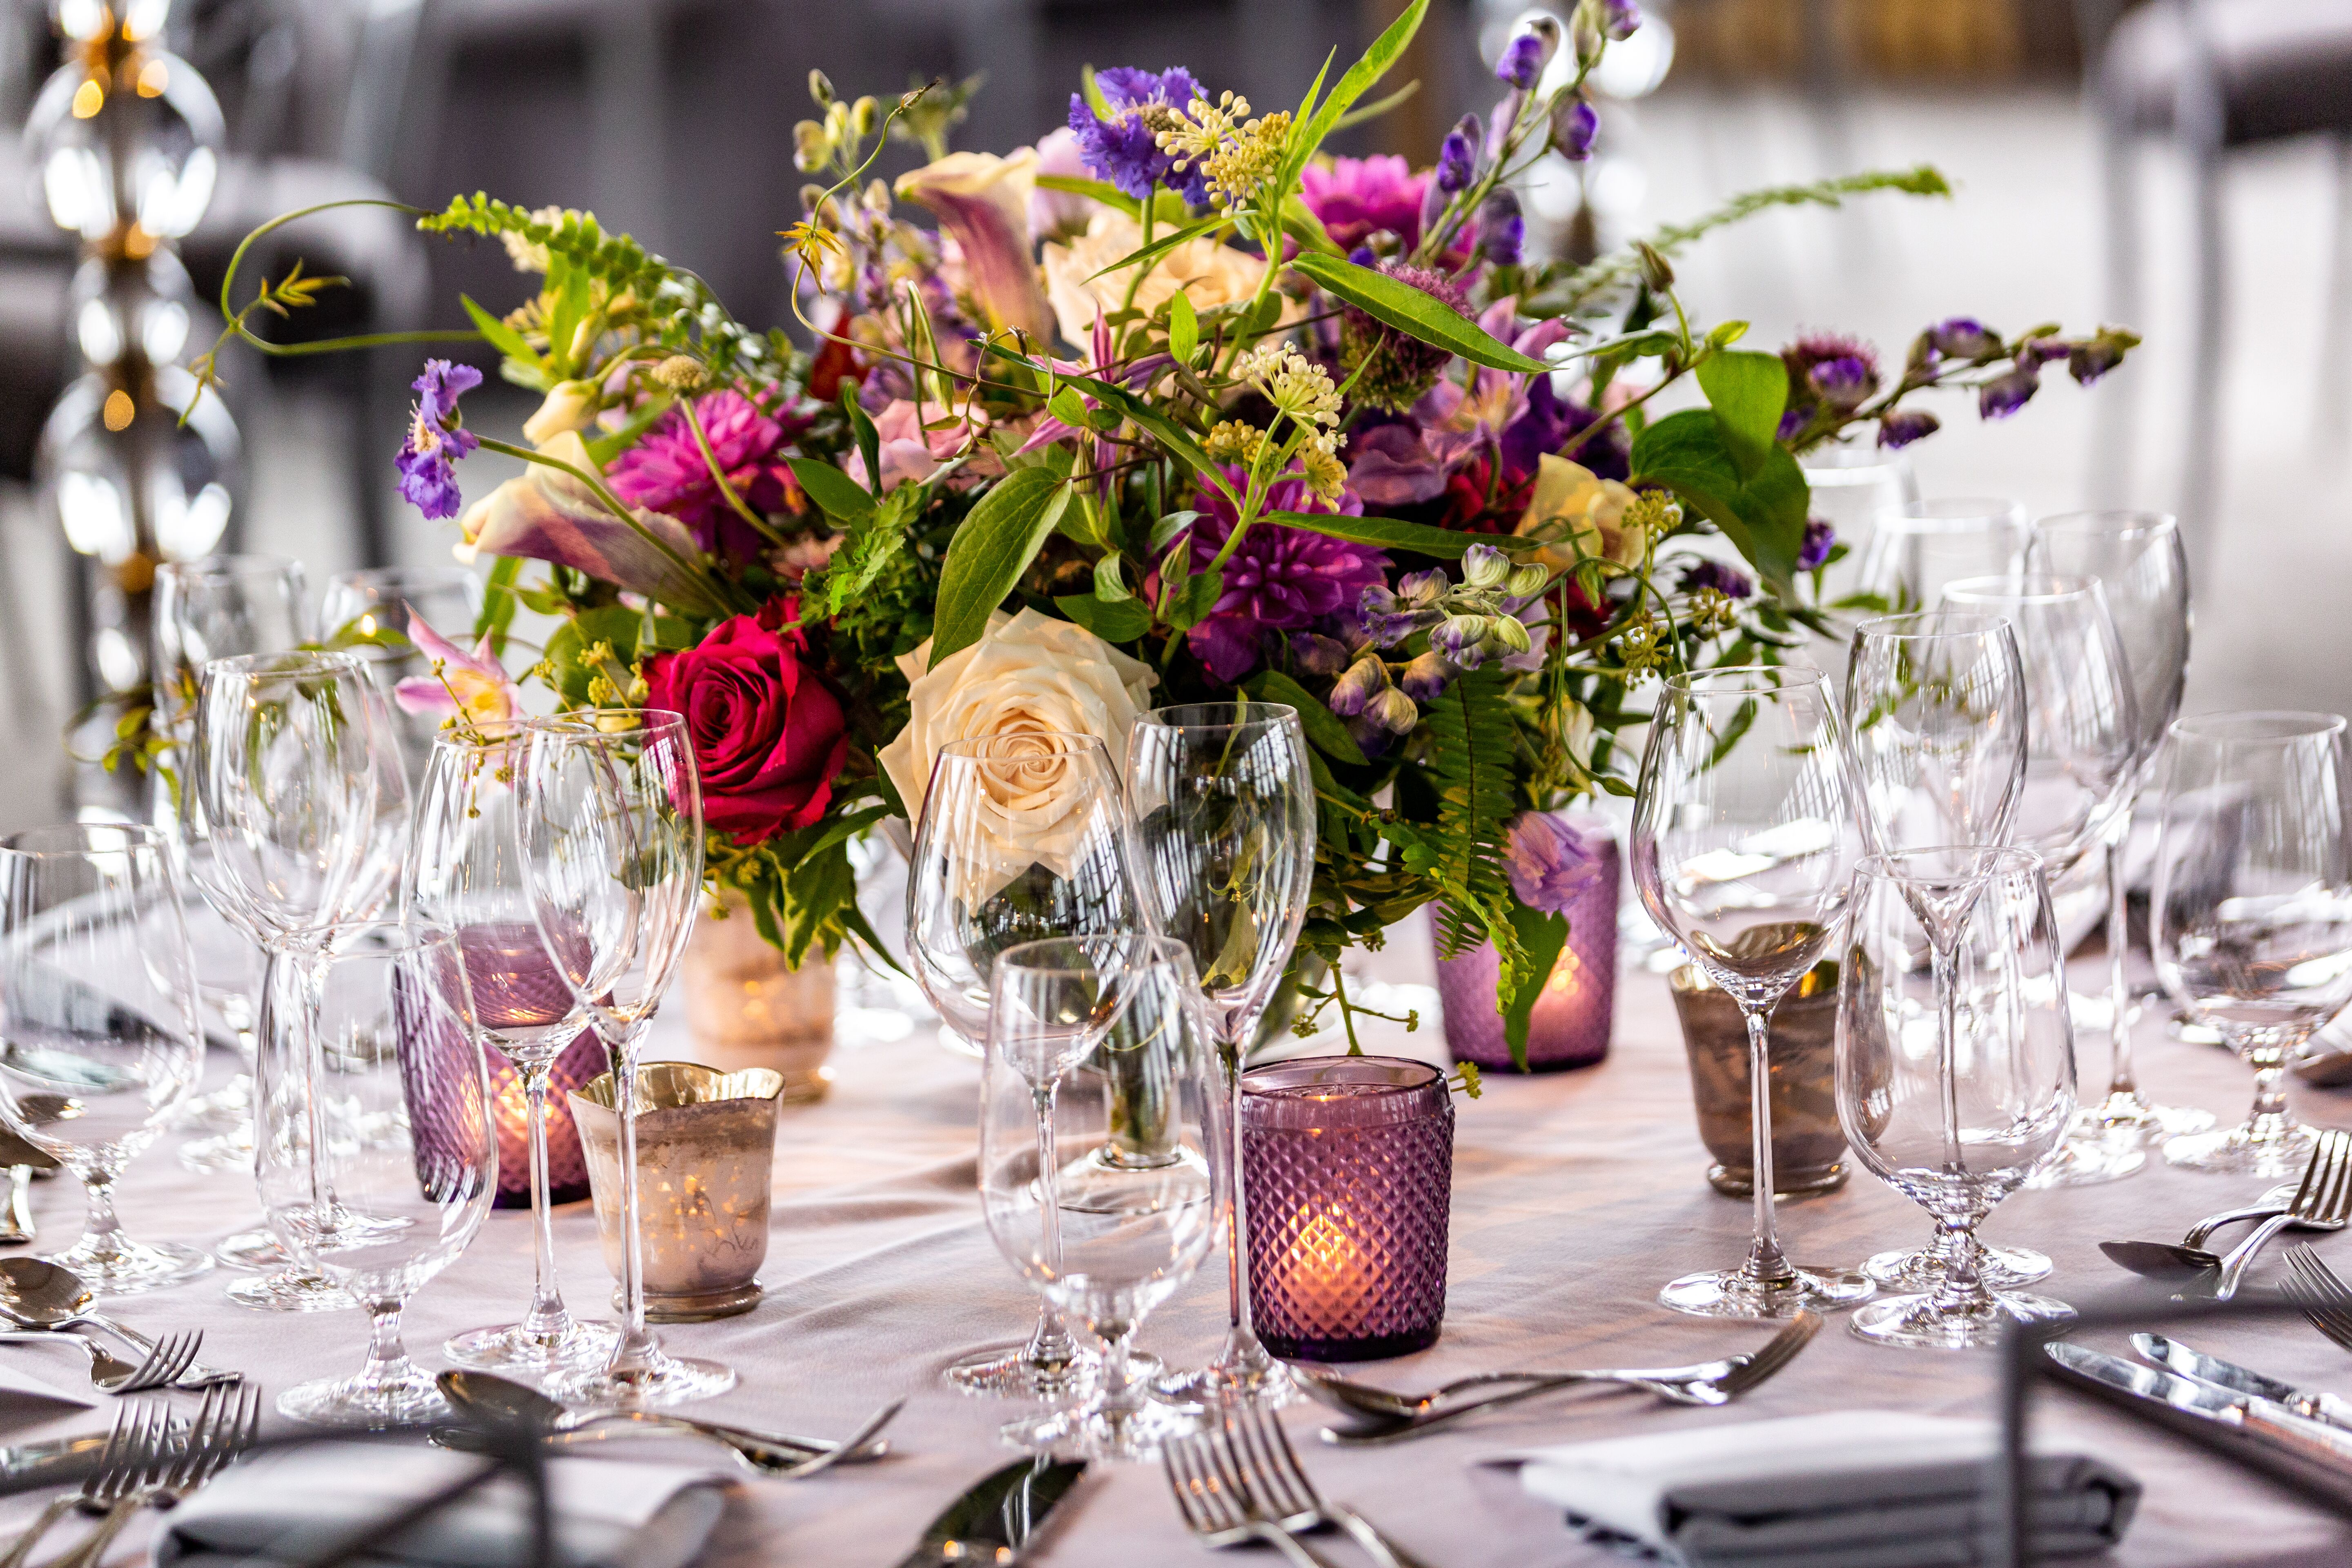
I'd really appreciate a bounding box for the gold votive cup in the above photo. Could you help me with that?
[1669,963,1848,1199]
[568,1062,784,1322]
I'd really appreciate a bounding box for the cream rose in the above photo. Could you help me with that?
[879,608,1156,894]
[1041,209,1301,349]
[1517,453,1644,574]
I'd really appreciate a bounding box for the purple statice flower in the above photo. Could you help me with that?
[1978,365,2040,420]
[1067,67,1207,205]
[606,389,799,561]
[1600,0,1642,39]
[1679,560,1753,599]
[1876,408,1940,450]
[396,360,482,519]
[1496,20,1557,89]
[1341,261,1473,412]
[1299,155,1431,251]
[1807,354,1877,411]
[1550,97,1600,160]
[1436,117,1481,193]
[1290,631,1352,677]
[1177,468,1388,682]
[1927,317,1999,362]
[1506,813,1600,914]
[1476,188,1524,266]
[1797,517,1836,571]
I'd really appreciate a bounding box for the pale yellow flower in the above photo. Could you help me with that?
[1517,453,1644,574]
[1040,209,1299,349]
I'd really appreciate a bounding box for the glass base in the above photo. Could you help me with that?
[946,1339,1094,1400]
[177,1124,254,1174]
[1851,1289,2075,1350]
[170,1074,252,1134]
[2165,1120,2316,1177]
[44,1236,213,1297]
[278,1367,449,1428]
[227,1267,358,1312]
[1865,1243,2051,1291]
[1152,1331,1301,1409]
[546,1346,737,1410]
[1659,1263,1875,1320]
[2022,1130,2146,1188]
[444,1317,621,1373]
[213,1228,284,1272]
[1002,1397,1200,1460]
[2078,1090,2216,1140]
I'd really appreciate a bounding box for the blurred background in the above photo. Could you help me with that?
[0,0,2345,830]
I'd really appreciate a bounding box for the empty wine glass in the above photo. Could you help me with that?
[906,732,1146,1399]
[261,925,496,1424]
[2026,511,2213,1149]
[517,711,726,1409]
[1856,498,2028,611]
[1127,702,1317,1402]
[321,566,486,787]
[2154,713,2352,1176]
[1634,667,1869,1319]
[0,825,209,1292]
[1836,847,2077,1349]
[980,935,1220,1459]
[410,719,619,1372]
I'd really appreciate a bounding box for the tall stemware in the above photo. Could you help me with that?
[320,566,486,788]
[410,719,618,1374]
[1633,667,1869,1319]
[1855,498,2028,612]
[1126,703,1319,1400]
[905,732,1146,1398]
[514,710,724,1408]
[2025,511,2212,1146]
[2154,713,2352,1176]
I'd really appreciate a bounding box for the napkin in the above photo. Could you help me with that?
[1499,1410,2139,1567]
[0,1353,100,1418]
[153,1442,730,1568]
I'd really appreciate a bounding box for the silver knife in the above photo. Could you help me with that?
[2133,1333,2352,1432]
[895,1457,1087,1567]
[2046,1342,2352,1462]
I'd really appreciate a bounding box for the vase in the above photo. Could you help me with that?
[679,892,835,1102]
[1433,814,1619,1071]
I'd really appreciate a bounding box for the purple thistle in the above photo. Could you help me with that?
[1876,408,1940,450]
[1341,261,1473,412]
[1776,406,1810,442]
[1476,189,1525,266]
[1679,559,1753,599]
[1797,517,1836,571]
[396,359,483,520]
[1550,97,1600,160]
[1978,365,2040,420]
[1927,317,2000,361]
[1067,67,1207,205]
[1807,354,1877,412]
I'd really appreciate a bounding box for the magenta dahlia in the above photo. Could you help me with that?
[1299,155,1430,251]
[606,390,798,562]
[1174,467,1388,682]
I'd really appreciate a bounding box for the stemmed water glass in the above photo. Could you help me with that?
[1855,497,2028,611]
[1633,667,1869,1319]
[2025,511,2214,1150]
[410,719,618,1373]
[906,733,1146,1397]
[260,924,497,1424]
[321,566,486,787]
[0,825,207,1292]
[1125,702,1317,1403]
[514,710,724,1408]
[2153,713,2352,1176]
[980,935,1220,1459]
[1836,848,2077,1348]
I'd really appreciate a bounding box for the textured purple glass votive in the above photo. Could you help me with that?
[484,1029,603,1207]
[1242,1057,1454,1362]
[1435,816,1619,1071]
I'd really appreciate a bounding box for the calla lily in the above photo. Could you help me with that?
[394,614,521,726]
[458,431,726,617]
[895,150,1054,344]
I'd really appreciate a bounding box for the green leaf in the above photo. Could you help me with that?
[1261,510,1542,560]
[1054,591,1152,643]
[1245,669,1366,766]
[1294,48,1334,127]
[1278,197,1342,257]
[1048,385,1091,428]
[1501,902,1570,1071]
[786,457,877,524]
[841,387,881,499]
[1167,290,1198,365]
[1695,349,1788,480]
[1168,569,1224,631]
[930,468,1073,668]
[1285,0,1428,184]
[460,294,543,374]
[1036,172,1136,219]
[544,256,592,376]
[1631,409,1810,597]
[1331,78,1420,133]
[1093,552,1132,602]
[542,605,686,704]
[1079,63,1114,120]
[1292,253,1549,374]
[474,555,522,655]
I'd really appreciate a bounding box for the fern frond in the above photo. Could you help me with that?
[1421,665,1519,960]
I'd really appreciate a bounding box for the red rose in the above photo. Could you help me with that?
[642,601,847,845]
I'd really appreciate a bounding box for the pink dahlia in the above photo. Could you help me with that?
[1300,155,1430,251]
[1175,467,1388,682]
[606,390,799,563]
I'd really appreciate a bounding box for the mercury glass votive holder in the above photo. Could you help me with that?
[1434,816,1620,1071]
[1670,963,1849,1198]
[568,1062,784,1323]
[1242,1056,1454,1363]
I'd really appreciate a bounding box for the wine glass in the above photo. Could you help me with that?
[260,924,496,1424]
[410,719,619,1373]
[2154,713,2352,1176]
[980,935,1219,1458]
[905,732,1147,1398]
[321,566,487,787]
[1836,847,2078,1348]
[2025,511,2213,1148]
[1856,497,2028,611]
[1632,667,1870,1318]
[1126,702,1324,1400]
[514,710,726,1408]
[0,825,209,1292]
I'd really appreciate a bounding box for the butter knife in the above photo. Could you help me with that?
[2046,1342,2352,1463]
[2132,1334,2352,1431]
[895,1457,1087,1567]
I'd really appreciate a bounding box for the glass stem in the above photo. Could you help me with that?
[1024,1081,1078,1372]
[2103,809,2139,1098]
[1224,1040,1260,1341]
[518,1058,572,1340]
[360,1296,415,1388]
[2246,1041,2291,1136]
[77,1169,125,1264]
[606,1027,659,1381]
[1929,1220,1987,1314]
[1931,935,1964,1177]
[1096,1322,1139,1428]
[1739,1005,1793,1287]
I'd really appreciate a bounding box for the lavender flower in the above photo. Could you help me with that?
[1461,543,1512,590]
[2069,330,2131,385]
[1397,568,1450,606]
[396,360,483,519]
[1328,654,1390,717]
[1496,20,1557,89]
[1476,188,1525,266]
[1340,261,1473,412]
[1372,688,1419,733]
[1436,117,1481,193]
[1291,631,1352,677]
[1679,559,1753,599]
[1876,408,1940,449]
[1927,317,2000,361]
[1506,813,1601,914]
[1550,97,1600,160]
[1978,365,2040,420]
[1600,0,1643,39]
[1797,517,1836,571]
[1399,649,1452,702]
[1067,67,1207,205]
[1359,585,1423,648]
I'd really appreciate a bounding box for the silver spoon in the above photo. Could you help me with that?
[436,1371,896,1476]
[0,1259,239,1389]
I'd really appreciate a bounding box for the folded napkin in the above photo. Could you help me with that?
[1499,1410,2139,1568]
[0,1353,100,1419]
[153,1443,729,1568]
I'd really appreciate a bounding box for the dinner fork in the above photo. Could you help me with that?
[0,1329,201,1395]
[2281,1243,2352,1352]
[0,1402,166,1568]
[1165,1423,1341,1567]
[2214,1130,2352,1300]
[1218,1405,1427,1568]
[48,1382,260,1568]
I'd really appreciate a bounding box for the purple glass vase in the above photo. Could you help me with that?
[483,1029,603,1208]
[1434,814,1619,1071]
[1241,1056,1454,1362]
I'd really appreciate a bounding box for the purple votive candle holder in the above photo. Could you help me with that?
[1435,814,1619,1071]
[1242,1056,1454,1362]
[483,1029,604,1208]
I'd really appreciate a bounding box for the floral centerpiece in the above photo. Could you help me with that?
[190,0,2129,1066]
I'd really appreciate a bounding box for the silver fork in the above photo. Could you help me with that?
[0,1402,166,1568]
[1220,1405,1427,1568]
[2215,1131,2352,1300]
[1165,1423,1341,1568]
[0,1329,197,1395]
[1319,1310,1822,1446]
[48,1382,260,1568]
[2282,1243,2352,1352]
